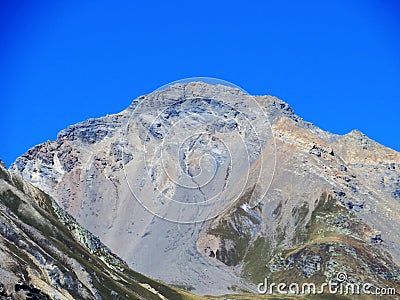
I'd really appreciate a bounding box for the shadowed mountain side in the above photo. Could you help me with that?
[0,163,202,300]
[10,82,400,297]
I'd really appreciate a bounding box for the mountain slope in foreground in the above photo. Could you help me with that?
[0,163,200,300]
[10,82,400,297]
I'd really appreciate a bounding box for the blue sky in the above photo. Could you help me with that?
[1,0,399,167]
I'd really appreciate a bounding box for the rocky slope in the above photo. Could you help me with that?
[10,82,400,297]
[0,162,201,299]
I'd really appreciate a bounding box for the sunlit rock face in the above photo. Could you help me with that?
[0,160,192,300]
[11,81,400,295]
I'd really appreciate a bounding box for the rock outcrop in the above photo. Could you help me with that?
[10,82,400,296]
[0,162,199,299]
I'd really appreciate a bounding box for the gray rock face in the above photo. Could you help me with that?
[0,162,197,299]
[10,82,400,295]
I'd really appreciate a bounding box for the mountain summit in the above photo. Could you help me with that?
[10,82,400,296]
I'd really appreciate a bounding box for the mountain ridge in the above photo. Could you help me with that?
[9,82,400,296]
[0,160,202,299]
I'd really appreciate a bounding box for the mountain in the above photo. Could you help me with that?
[9,82,400,297]
[0,162,201,299]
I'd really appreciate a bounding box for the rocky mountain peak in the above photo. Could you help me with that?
[8,82,400,296]
[0,158,6,169]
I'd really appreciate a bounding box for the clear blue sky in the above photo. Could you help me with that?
[1,0,399,167]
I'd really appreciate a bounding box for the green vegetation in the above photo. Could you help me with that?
[207,187,258,266]
[0,190,53,235]
[237,191,400,299]
[2,170,398,299]
[0,172,202,300]
[292,202,310,244]
[205,294,354,299]
[242,237,272,284]
[263,193,399,295]
[208,218,252,266]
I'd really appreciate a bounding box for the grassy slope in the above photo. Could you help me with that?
[1,165,398,299]
[206,190,400,299]
[240,193,400,299]
[0,168,202,300]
